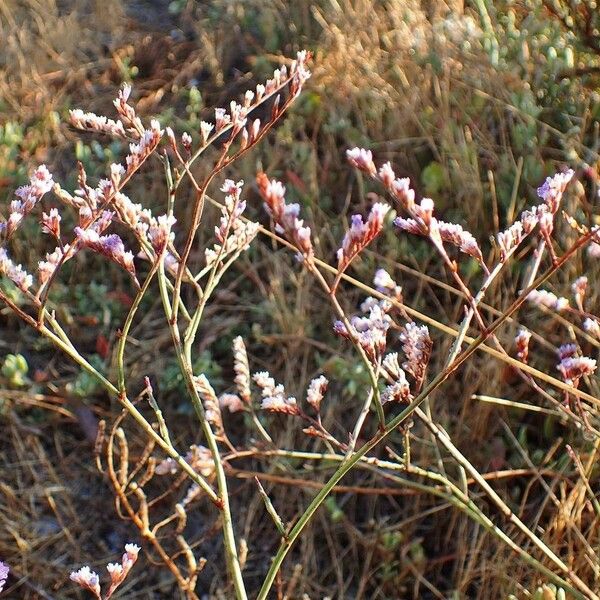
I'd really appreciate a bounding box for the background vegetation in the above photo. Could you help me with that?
[1,0,600,598]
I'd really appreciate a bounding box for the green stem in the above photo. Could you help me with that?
[156,254,248,600]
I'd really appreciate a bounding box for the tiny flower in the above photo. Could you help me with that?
[194,374,223,433]
[107,562,123,579]
[251,118,261,140]
[572,276,587,310]
[215,107,231,131]
[414,197,434,227]
[382,369,411,404]
[589,241,600,258]
[232,336,251,404]
[148,214,176,254]
[70,566,101,598]
[378,162,396,187]
[514,329,532,363]
[200,121,214,144]
[219,393,245,413]
[337,203,390,272]
[41,208,61,238]
[0,561,9,593]
[346,147,377,175]
[306,375,328,411]
[400,322,432,386]
[390,177,416,212]
[526,289,569,312]
[256,173,314,261]
[373,268,396,292]
[558,355,597,386]
[584,318,600,339]
[538,211,554,237]
[181,131,192,152]
[0,248,33,292]
[537,169,575,213]
[382,352,403,379]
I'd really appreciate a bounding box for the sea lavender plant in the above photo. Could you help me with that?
[2,49,600,600]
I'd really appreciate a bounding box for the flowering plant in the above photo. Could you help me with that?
[1,50,600,599]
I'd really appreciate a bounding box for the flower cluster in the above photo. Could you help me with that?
[496,170,574,260]
[0,561,8,593]
[337,203,390,272]
[381,352,412,404]
[70,544,140,600]
[205,180,259,268]
[537,169,575,213]
[155,445,215,478]
[198,51,310,151]
[256,173,313,261]
[113,84,145,136]
[253,371,299,415]
[70,566,101,598]
[526,289,569,312]
[124,119,163,176]
[514,329,532,364]
[69,109,127,138]
[1,165,54,238]
[347,151,486,269]
[306,375,328,412]
[105,544,140,598]
[232,336,251,404]
[400,322,432,388]
[556,344,597,387]
[75,227,137,280]
[571,276,587,311]
[334,299,392,361]
[194,374,223,433]
[0,248,33,292]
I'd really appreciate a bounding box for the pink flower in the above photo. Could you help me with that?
[0,248,33,292]
[306,375,328,411]
[400,322,432,386]
[515,329,532,364]
[75,228,136,279]
[0,561,9,593]
[526,289,569,312]
[70,566,101,598]
[337,203,390,271]
[256,173,314,261]
[537,169,574,213]
[4,165,54,237]
[346,147,377,175]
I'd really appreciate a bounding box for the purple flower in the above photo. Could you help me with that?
[0,561,9,593]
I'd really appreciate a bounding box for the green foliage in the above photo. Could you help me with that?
[1,353,29,387]
[69,354,106,399]
[162,350,223,406]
